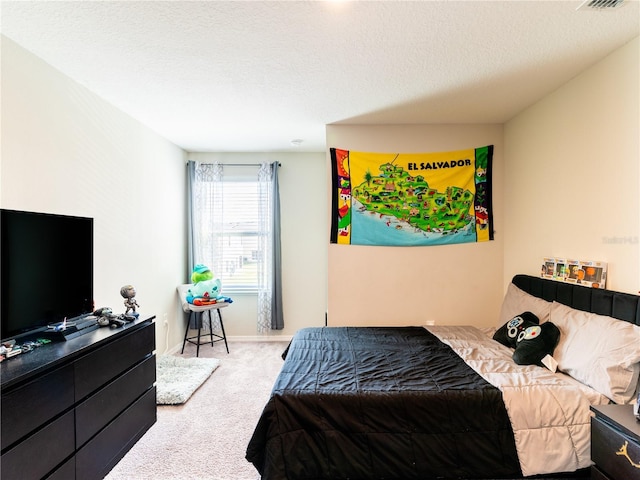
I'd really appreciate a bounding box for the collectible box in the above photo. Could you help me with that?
[541,257,607,289]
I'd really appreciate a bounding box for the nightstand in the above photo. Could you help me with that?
[591,404,640,480]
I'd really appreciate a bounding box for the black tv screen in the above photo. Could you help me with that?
[1,209,94,340]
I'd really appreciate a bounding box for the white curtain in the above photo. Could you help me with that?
[186,162,223,331]
[257,163,273,333]
[191,162,224,279]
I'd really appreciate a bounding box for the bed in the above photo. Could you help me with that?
[246,274,640,479]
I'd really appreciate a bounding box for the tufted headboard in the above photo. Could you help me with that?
[512,274,640,326]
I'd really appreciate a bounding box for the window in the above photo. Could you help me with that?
[210,179,264,291]
[191,163,271,294]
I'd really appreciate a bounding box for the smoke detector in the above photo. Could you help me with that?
[577,0,625,10]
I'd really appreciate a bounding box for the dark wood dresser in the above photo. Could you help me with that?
[1,316,156,479]
[591,404,640,480]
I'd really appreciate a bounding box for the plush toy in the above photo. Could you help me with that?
[493,311,539,348]
[512,322,560,366]
[191,264,213,284]
[493,311,560,367]
[187,264,232,305]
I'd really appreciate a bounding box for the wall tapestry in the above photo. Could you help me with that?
[330,145,494,246]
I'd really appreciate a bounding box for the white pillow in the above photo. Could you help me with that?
[498,283,551,327]
[550,301,640,404]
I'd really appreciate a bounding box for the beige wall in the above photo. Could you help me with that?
[503,37,639,294]
[326,125,505,327]
[1,36,188,353]
[186,152,328,338]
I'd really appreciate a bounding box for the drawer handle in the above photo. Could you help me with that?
[616,441,640,468]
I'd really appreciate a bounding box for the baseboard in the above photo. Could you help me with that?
[163,334,292,354]
[228,335,293,342]
[164,344,183,355]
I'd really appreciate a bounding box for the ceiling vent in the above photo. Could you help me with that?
[577,0,625,10]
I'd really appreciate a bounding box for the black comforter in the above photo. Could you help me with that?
[246,327,520,480]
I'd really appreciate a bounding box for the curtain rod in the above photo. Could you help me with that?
[188,161,282,167]
[223,162,281,167]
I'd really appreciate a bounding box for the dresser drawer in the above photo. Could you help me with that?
[591,465,613,480]
[1,410,75,480]
[75,353,156,446]
[1,364,74,450]
[591,415,640,480]
[76,386,157,480]
[74,321,155,399]
[46,456,75,480]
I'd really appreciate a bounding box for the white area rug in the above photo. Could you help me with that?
[155,355,220,405]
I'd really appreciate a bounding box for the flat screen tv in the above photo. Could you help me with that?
[1,209,94,341]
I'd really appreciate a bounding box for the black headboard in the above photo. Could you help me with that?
[512,274,640,326]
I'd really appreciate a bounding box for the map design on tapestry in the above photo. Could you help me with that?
[330,146,494,246]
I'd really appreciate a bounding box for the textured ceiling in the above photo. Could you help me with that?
[1,1,639,152]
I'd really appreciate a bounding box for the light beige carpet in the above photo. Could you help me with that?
[105,341,288,480]
[156,355,221,405]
